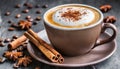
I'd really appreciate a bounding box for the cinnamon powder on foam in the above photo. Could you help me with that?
[61,8,87,22]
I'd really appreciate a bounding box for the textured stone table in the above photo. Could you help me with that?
[0,0,119,69]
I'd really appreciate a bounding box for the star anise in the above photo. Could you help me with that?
[14,56,32,68]
[3,51,23,61]
[100,4,112,13]
[18,20,32,30]
[103,16,116,23]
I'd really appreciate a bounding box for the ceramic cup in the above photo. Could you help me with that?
[43,4,117,56]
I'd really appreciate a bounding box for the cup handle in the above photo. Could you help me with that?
[92,23,117,49]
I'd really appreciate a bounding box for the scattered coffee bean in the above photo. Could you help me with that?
[15,14,21,18]
[11,39,16,42]
[5,12,10,16]
[42,4,48,8]
[4,38,11,42]
[26,16,31,19]
[0,42,5,47]
[27,18,33,22]
[8,27,15,31]
[15,4,21,8]
[8,20,12,23]
[12,35,18,39]
[35,16,41,21]
[0,38,3,42]
[0,57,6,63]
[36,10,41,14]
[24,2,29,6]
[35,4,40,8]
[10,23,18,28]
[22,9,29,13]
[100,4,112,13]
[103,16,116,23]
[27,4,33,9]
[33,21,38,25]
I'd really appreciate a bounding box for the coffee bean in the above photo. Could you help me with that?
[4,38,11,42]
[27,18,33,22]
[8,20,12,23]
[15,14,21,18]
[36,10,41,14]
[42,4,48,8]
[35,4,40,8]
[11,39,16,42]
[10,23,18,28]
[12,35,18,39]
[24,2,29,6]
[15,4,21,8]
[8,27,15,31]
[26,16,31,19]
[0,42,5,47]
[35,16,41,21]
[33,21,38,25]
[5,12,10,16]
[22,9,29,13]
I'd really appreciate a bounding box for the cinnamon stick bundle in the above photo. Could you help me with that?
[24,29,64,63]
[8,35,27,50]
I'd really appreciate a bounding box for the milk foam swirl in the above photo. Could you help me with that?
[52,7,95,26]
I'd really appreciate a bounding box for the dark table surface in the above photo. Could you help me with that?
[0,0,120,69]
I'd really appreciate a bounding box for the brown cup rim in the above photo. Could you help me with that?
[43,4,104,30]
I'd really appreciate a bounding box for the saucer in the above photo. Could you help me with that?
[27,30,117,67]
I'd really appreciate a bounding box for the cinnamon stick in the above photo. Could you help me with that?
[8,35,27,50]
[24,32,58,63]
[28,29,61,57]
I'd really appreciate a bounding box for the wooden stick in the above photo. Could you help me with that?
[8,35,27,50]
[24,32,58,63]
[28,29,61,57]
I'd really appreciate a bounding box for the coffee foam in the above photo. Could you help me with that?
[52,7,95,26]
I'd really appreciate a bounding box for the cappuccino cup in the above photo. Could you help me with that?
[43,4,117,56]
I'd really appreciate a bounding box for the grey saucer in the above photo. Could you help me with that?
[27,30,117,67]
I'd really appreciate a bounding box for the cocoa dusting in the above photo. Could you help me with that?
[61,8,82,21]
